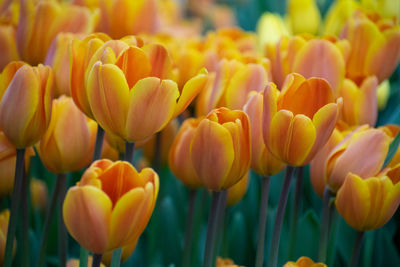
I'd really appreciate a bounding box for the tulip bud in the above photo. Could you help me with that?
[0,62,53,148]
[63,159,159,253]
[0,209,16,264]
[190,108,251,191]
[283,256,327,267]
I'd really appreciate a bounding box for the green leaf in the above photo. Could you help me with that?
[383,132,400,168]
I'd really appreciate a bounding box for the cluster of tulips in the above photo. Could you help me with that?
[0,0,400,266]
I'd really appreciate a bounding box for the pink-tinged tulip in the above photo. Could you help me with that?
[37,96,97,173]
[336,173,400,231]
[30,178,48,213]
[226,172,249,207]
[262,73,341,166]
[341,11,400,84]
[63,159,159,254]
[243,91,286,176]
[16,0,98,65]
[325,127,391,192]
[0,209,16,264]
[190,108,251,191]
[0,25,19,71]
[339,76,378,126]
[169,118,203,188]
[0,62,53,148]
[0,131,34,196]
[283,256,327,267]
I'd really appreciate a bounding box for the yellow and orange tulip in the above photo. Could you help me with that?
[0,209,16,264]
[283,256,327,267]
[0,25,19,71]
[262,74,341,166]
[30,178,48,213]
[226,172,249,207]
[63,159,159,254]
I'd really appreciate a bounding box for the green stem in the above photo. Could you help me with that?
[37,176,64,267]
[268,166,295,267]
[79,247,89,267]
[92,126,105,161]
[58,174,68,267]
[255,176,271,267]
[92,254,103,267]
[288,167,304,259]
[4,148,25,267]
[182,189,198,267]
[350,231,365,267]
[203,191,224,267]
[213,190,228,261]
[124,142,136,164]
[110,248,122,267]
[326,204,339,267]
[318,186,334,262]
[21,169,30,267]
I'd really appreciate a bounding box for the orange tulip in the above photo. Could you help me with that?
[190,108,251,191]
[0,209,16,265]
[0,61,53,148]
[262,73,341,166]
[216,257,240,267]
[336,173,400,231]
[169,117,203,188]
[37,96,97,173]
[0,25,19,71]
[283,256,327,267]
[243,91,285,176]
[63,159,159,254]
[226,172,249,207]
[30,178,48,213]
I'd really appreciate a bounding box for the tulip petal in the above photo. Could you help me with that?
[379,179,400,229]
[262,83,279,147]
[143,43,172,79]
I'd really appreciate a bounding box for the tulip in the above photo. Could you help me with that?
[169,117,203,188]
[0,62,53,148]
[37,96,97,173]
[67,256,105,267]
[336,173,400,231]
[190,107,251,191]
[256,12,290,49]
[0,209,16,265]
[283,256,327,267]
[0,25,19,71]
[361,0,400,20]
[287,0,321,35]
[16,0,98,65]
[226,172,249,207]
[30,178,48,213]
[262,74,341,166]
[216,257,240,267]
[377,80,390,110]
[341,11,400,84]
[63,159,159,254]
[323,0,360,36]
[339,76,378,126]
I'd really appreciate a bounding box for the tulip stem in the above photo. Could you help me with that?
[21,171,30,267]
[203,190,225,267]
[213,190,228,260]
[4,148,25,267]
[318,186,335,262]
[124,142,136,164]
[79,247,89,267]
[37,174,66,267]
[58,173,68,267]
[268,166,295,267]
[255,176,271,267]
[182,189,198,267]
[350,231,365,267]
[92,254,103,267]
[288,167,304,259]
[110,248,122,267]
[92,126,105,161]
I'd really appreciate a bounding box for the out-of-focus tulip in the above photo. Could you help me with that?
[243,91,285,176]
[283,256,327,267]
[336,173,400,231]
[169,117,203,188]
[361,0,400,20]
[339,76,378,126]
[0,209,16,264]
[101,240,137,266]
[323,0,360,36]
[0,62,53,148]
[37,96,97,173]
[216,257,240,267]
[325,127,391,192]
[377,80,390,110]
[256,12,290,50]
[30,178,48,213]
[287,0,321,35]
[67,256,105,267]
[0,25,19,71]
[0,131,34,196]
[226,172,249,207]
[341,11,400,84]
[63,159,159,254]
[190,108,251,191]
[262,74,341,166]
[16,0,98,65]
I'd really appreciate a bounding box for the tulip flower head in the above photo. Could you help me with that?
[283,256,327,267]
[63,159,159,254]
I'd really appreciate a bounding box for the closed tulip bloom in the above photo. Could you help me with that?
[30,178,48,213]
[336,173,400,231]
[37,96,97,173]
[283,256,327,267]
[226,172,249,207]
[169,118,203,188]
[63,159,159,254]
[190,108,251,191]
[287,0,321,35]
[0,25,19,71]
[0,62,53,148]
[262,74,341,166]
[0,209,16,264]
[243,91,285,176]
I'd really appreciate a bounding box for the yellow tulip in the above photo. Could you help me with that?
[323,0,360,36]
[37,96,97,173]
[0,61,53,148]
[262,74,341,166]
[256,12,291,50]
[287,0,321,35]
[361,0,400,20]
[226,172,249,207]
[190,108,251,191]
[0,25,19,71]
[0,209,16,264]
[283,256,327,267]
[336,173,400,231]
[63,159,159,254]
[377,79,390,110]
